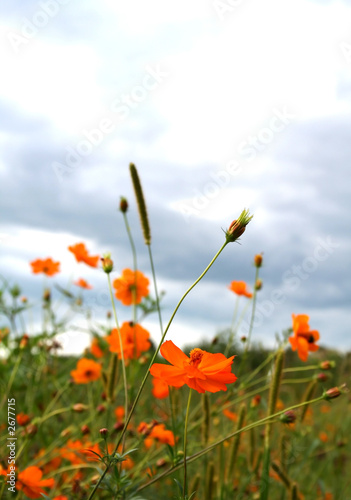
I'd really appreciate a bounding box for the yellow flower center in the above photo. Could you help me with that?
[189,348,204,367]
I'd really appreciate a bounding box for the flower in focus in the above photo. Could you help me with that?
[68,242,99,268]
[289,314,319,362]
[70,358,102,384]
[228,281,252,298]
[30,258,60,277]
[106,322,150,360]
[150,340,237,394]
[74,278,93,289]
[152,377,169,399]
[112,268,149,305]
[17,466,55,499]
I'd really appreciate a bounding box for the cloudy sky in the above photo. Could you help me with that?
[1,0,351,355]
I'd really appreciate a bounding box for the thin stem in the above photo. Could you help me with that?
[106,274,128,447]
[183,389,192,499]
[114,241,228,452]
[1,350,23,408]
[147,244,164,336]
[137,395,325,492]
[224,296,240,356]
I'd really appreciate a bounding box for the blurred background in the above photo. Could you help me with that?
[1,0,351,354]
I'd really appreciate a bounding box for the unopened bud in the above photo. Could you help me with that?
[225,209,253,243]
[100,427,109,438]
[119,197,128,213]
[316,373,328,382]
[19,334,29,349]
[101,253,113,274]
[81,424,90,435]
[320,360,335,371]
[323,387,341,400]
[72,403,89,413]
[279,410,296,424]
[97,404,106,414]
[255,279,263,291]
[43,288,51,302]
[254,253,263,267]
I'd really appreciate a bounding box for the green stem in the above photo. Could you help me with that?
[183,389,192,499]
[107,274,128,445]
[136,395,325,493]
[147,244,164,336]
[224,296,240,357]
[1,350,23,408]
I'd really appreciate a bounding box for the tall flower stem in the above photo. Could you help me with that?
[113,241,228,452]
[106,274,128,444]
[183,389,192,499]
[147,244,164,336]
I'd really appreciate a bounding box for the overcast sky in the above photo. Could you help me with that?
[1,0,351,355]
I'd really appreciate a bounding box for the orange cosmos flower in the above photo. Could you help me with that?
[90,337,105,358]
[74,278,93,289]
[115,406,125,421]
[150,340,237,394]
[17,466,55,499]
[106,322,150,360]
[289,314,319,362]
[16,412,31,426]
[112,268,149,305]
[223,408,238,421]
[68,242,99,268]
[228,280,252,298]
[30,258,60,276]
[70,358,102,384]
[152,377,169,399]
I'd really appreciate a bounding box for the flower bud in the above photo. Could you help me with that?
[101,253,113,274]
[279,410,296,424]
[72,403,89,412]
[254,254,263,268]
[255,279,263,291]
[316,373,328,382]
[320,360,335,371]
[225,209,253,243]
[100,428,109,438]
[19,334,29,349]
[96,404,106,414]
[323,387,341,400]
[81,424,90,435]
[119,197,128,213]
[43,288,51,302]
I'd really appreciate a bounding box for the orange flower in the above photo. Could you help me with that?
[68,242,99,268]
[90,337,105,358]
[16,412,31,426]
[228,281,252,298]
[112,269,149,305]
[319,431,328,443]
[53,496,69,500]
[223,408,238,421]
[152,377,169,399]
[150,340,237,394]
[106,322,151,359]
[60,440,89,465]
[17,466,55,499]
[289,314,319,362]
[115,406,125,421]
[74,278,93,289]
[30,258,60,276]
[149,423,175,446]
[70,358,101,384]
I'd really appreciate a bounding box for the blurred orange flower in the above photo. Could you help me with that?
[30,258,60,276]
[70,358,101,384]
[228,281,252,298]
[68,242,99,268]
[17,466,55,499]
[289,314,319,362]
[60,439,88,465]
[90,337,105,358]
[16,412,31,426]
[152,377,169,399]
[150,340,237,394]
[115,406,125,421]
[112,269,149,305]
[74,278,93,289]
[223,408,238,421]
[106,322,150,359]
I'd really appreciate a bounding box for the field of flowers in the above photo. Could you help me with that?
[1,165,350,500]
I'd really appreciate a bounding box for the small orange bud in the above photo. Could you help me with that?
[225,209,253,243]
[255,279,263,290]
[101,253,113,274]
[251,395,261,407]
[81,424,90,435]
[254,253,263,267]
[316,373,328,382]
[19,334,29,349]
